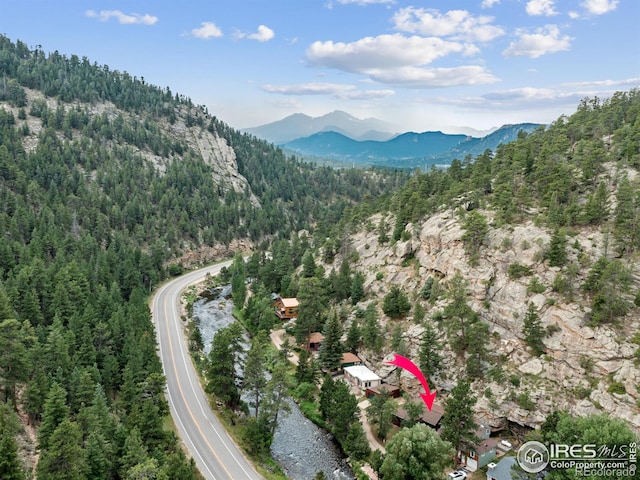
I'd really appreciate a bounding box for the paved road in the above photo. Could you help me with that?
[151,262,263,480]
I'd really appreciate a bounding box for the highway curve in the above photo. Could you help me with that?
[151,262,263,480]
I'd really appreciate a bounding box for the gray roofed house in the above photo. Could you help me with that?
[486,456,517,480]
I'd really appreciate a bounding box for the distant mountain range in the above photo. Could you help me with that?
[244,111,541,169]
[243,111,399,144]
[282,123,541,168]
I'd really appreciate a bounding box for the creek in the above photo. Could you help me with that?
[192,287,354,480]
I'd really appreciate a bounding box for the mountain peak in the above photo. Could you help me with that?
[243,111,399,145]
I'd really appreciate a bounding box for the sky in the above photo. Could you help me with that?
[2,0,639,133]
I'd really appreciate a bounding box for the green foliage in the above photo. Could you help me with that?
[230,253,247,307]
[443,273,480,354]
[361,303,383,353]
[319,375,360,444]
[539,411,637,460]
[420,277,434,300]
[344,421,371,461]
[206,322,244,408]
[527,277,546,294]
[345,318,361,354]
[382,285,411,318]
[523,303,545,356]
[419,321,442,377]
[517,391,535,410]
[0,403,26,480]
[607,381,626,395]
[583,257,633,324]
[366,392,396,442]
[319,310,344,370]
[507,263,533,279]
[546,229,568,267]
[461,210,488,263]
[440,378,478,460]
[379,423,454,480]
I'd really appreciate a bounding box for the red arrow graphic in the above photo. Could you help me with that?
[385,353,437,411]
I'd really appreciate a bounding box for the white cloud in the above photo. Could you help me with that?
[581,0,619,15]
[392,7,504,42]
[261,82,395,99]
[503,25,572,58]
[86,10,158,25]
[367,65,499,88]
[306,34,467,73]
[481,0,501,8]
[560,77,640,89]
[189,22,223,39]
[526,0,558,16]
[568,10,581,19]
[235,25,275,42]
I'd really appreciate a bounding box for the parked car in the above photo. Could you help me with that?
[448,470,467,480]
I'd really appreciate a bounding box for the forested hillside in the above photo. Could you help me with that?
[0,35,406,479]
[283,88,640,434]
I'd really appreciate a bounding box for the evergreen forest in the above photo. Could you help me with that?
[1,34,639,480]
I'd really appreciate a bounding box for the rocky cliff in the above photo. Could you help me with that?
[340,209,640,433]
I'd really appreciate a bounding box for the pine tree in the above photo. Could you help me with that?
[344,421,371,461]
[382,285,411,318]
[38,382,70,452]
[443,273,477,354]
[613,177,640,255]
[361,303,383,353]
[230,253,247,307]
[461,210,488,263]
[0,404,25,480]
[523,303,545,356]
[37,420,87,480]
[441,379,477,459]
[243,331,268,418]
[350,272,365,305]
[547,229,568,267]
[206,322,244,408]
[366,392,396,441]
[319,310,344,370]
[419,321,442,378]
[345,319,361,354]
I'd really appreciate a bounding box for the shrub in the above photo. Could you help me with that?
[509,374,520,387]
[607,382,626,395]
[508,263,533,279]
[527,277,546,294]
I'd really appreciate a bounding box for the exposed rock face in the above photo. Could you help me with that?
[344,210,640,433]
[14,88,258,206]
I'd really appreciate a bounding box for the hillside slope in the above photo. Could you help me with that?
[339,207,639,432]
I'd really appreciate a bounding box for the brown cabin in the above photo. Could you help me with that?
[305,332,324,352]
[341,352,362,370]
[393,401,445,429]
[365,382,402,399]
[274,296,299,320]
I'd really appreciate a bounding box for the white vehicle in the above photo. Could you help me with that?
[448,470,467,480]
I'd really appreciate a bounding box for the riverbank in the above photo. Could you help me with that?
[191,289,355,480]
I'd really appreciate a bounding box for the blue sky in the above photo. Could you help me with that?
[2,0,638,133]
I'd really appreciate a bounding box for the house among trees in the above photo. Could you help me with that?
[341,352,362,370]
[458,423,498,472]
[365,383,402,399]
[273,295,299,320]
[486,457,517,480]
[343,365,381,389]
[305,332,324,352]
[392,402,445,430]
